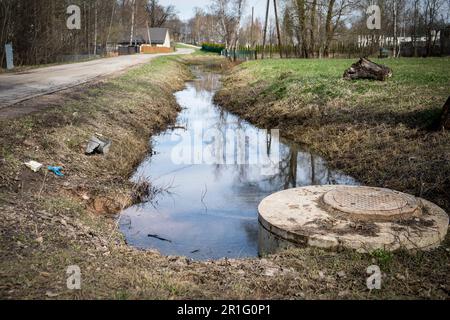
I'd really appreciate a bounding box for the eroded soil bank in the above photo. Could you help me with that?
[0,55,448,299]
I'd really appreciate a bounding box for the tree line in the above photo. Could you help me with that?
[185,0,450,58]
[1,0,449,67]
[0,0,182,66]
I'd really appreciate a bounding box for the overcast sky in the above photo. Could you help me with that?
[158,0,271,21]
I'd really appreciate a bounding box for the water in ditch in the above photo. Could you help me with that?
[119,67,358,260]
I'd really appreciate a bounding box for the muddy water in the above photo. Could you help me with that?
[119,68,357,260]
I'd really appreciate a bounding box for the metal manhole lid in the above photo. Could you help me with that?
[322,186,420,221]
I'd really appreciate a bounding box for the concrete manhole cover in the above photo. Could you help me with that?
[322,187,420,222]
[258,185,449,255]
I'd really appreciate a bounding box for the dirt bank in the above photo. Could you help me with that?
[0,55,448,299]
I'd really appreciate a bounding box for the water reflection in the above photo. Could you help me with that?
[120,68,358,260]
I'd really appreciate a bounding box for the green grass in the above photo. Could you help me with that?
[244,57,450,84]
[243,57,450,102]
[231,57,450,129]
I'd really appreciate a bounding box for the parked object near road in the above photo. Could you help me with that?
[4,43,14,70]
[118,46,139,55]
[85,135,112,155]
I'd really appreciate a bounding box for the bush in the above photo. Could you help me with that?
[201,43,225,53]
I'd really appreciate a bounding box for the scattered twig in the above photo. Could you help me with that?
[38,171,48,199]
[148,234,172,243]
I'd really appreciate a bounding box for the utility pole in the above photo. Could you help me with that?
[273,0,283,58]
[93,0,98,55]
[147,21,152,45]
[262,0,270,59]
[250,6,254,48]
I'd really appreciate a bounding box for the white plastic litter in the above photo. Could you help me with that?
[24,160,43,172]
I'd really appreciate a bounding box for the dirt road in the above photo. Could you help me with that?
[0,48,194,110]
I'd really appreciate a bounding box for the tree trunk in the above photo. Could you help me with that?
[323,0,336,58]
[412,0,419,57]
[262,0,270,59]
[310,0,317,58]
[296,0,308,58]
[130,0,136,46]
[343,58,393,81]
[231,0,244,52]
[393,0,398,58]
[273,0,283,58]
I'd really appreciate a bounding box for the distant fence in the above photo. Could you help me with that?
[219,44,368,61]
[218,39,450,62]
[221,48,257,61]
[140,45,174,54]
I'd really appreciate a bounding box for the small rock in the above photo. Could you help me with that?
[337,271,346,278]
[395,273,406,281]
[45,291,59,298]
[338,290,350,297]
[35,236,44,244]
[264,267,279,277]
[318,271,325,279]
[173,259,187,267]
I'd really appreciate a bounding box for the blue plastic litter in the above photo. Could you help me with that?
[48,166,64,177]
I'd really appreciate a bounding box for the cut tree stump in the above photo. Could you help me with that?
[439,96,450,130]
[343,58,392,81]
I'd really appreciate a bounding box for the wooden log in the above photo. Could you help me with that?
[343,58,392,81]
[439,96,450,130]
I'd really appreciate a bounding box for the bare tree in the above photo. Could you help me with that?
[146,0,176,27]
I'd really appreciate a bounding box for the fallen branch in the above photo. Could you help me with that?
[148,234,172,243]
[439,96,450,130]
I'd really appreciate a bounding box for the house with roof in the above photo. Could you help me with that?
[119,27,172,48]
